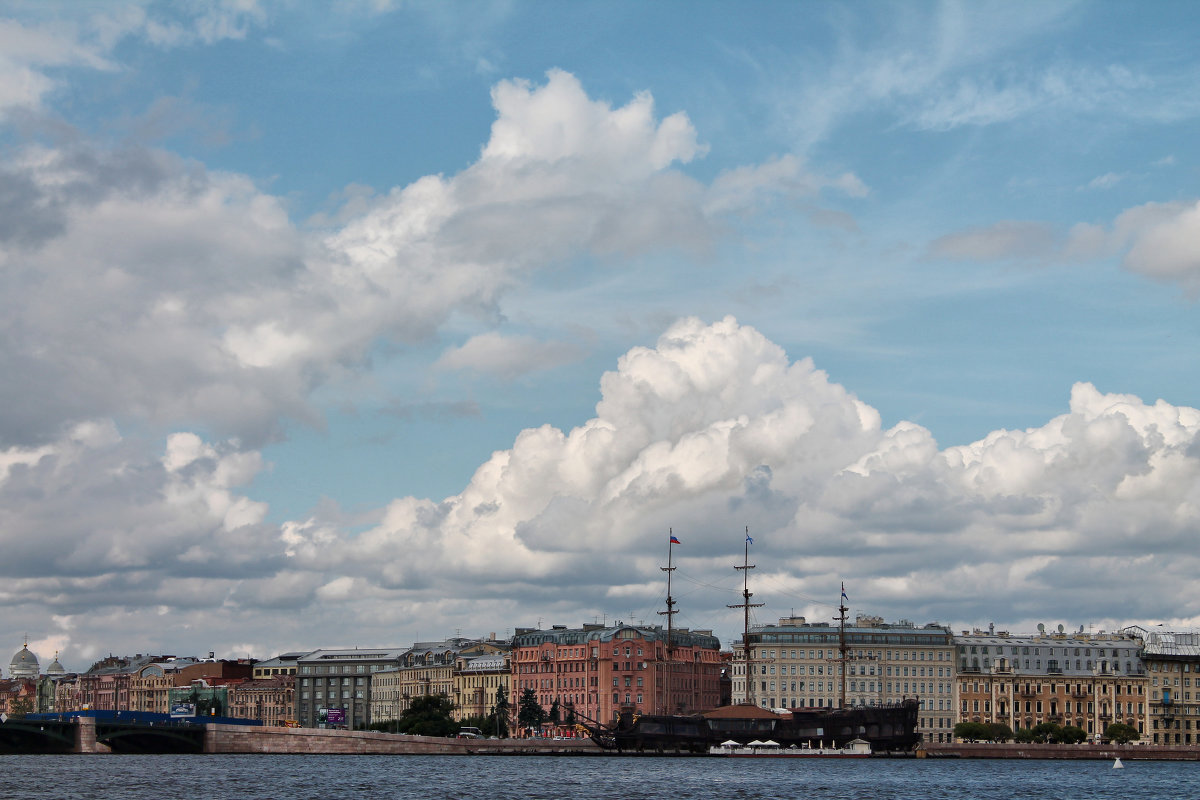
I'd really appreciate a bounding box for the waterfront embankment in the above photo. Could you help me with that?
[922,741,1200,760]
[204,725,601,755]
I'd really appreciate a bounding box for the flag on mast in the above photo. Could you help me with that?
[841,583,849,603]
[745,532,753,545]
[670,534,681,544]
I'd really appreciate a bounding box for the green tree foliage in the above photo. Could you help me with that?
[549,698,560,724]
[1105,723,1140,744]
[985,722,1013,742]
[518,688,547,730]
[493,685,510,738]
[396,694,458,737]
[1058,725,1087,744]
[9,696,33,717]
[953,721,989,741]
[1029,722,1063,743]
[1013,727,1035,743]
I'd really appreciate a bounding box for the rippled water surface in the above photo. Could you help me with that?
[1,754,1192,800]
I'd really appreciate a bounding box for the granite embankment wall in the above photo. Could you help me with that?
[923,742,1200,760]
[204,726,604,755]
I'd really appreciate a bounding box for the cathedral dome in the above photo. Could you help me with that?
[47,652,66,676]
[10,642,40,679]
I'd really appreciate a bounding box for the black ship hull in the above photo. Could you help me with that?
[595,700,920,756]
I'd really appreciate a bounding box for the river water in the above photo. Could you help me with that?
[0,754,1189,800]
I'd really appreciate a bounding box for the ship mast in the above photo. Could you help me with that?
[658,529,678,715]
[836,582,849,709]
[728,527,763,706]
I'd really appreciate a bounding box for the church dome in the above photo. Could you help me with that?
[10,642,40,679]
[47,652,66,676]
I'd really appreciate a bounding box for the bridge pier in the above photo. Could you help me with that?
[75,717,112,754]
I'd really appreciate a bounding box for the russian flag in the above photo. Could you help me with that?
[670,535,681,544]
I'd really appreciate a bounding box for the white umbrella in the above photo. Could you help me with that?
[759,740,780,747]
[720,740,741,747]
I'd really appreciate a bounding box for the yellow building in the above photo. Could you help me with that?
[956,629,1146,740]
[395,638,505,716]
[1127,626,1200,745]
[454,652,510,722]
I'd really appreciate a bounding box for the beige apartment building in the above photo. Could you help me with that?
[455,652,510,722]
[1127,626,1200,745]
[394,638,506,716]
[732,615,957,743]
[955,628,1146,739]
[227,676,295,726]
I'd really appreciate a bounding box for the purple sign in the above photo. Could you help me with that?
[326,708,346,726]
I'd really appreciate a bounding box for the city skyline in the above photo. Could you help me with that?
[2,2,1199,668]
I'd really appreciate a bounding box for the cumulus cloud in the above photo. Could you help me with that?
[257,318,1200,648]
[4,317,1200,662]
[0,70,853,448]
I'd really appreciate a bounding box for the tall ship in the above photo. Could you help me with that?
[580,531,924,755]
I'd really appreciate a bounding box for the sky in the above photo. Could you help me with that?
[2,1,1200,672]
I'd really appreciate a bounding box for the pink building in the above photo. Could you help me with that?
[511,623,723,732]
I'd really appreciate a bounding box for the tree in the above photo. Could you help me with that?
[517,688,547,731]
[396,694,458,737]
[1013,727,1035,743]
[9,696,33,718]
[985,722,1013,743]
[493,685,510,738]
[1105,723,1140,744]
[1029,722,1062,743]
[1058,725,1087,744]
[953,721,989,742]
[549,699,560,724]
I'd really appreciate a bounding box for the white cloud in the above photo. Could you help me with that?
[1120,200,1200,293]
[0,4,268,120]
[1,71,843,448]
[2,318,1200,662]
[929,199,1200,294]
[1084,172,1126,190]
[435,332,582,379]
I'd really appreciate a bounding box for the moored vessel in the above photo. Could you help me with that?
[580,530,922,756]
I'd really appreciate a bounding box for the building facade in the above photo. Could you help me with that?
[511,622,723,729]
[955,628,1146,740]
[732,615,956,743]
[252,652,307,679]
[295,648,408,729]
[394,638,506,716]
[455,652,510,723]
[1128,626,1200,745]
[227,676,296,726]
